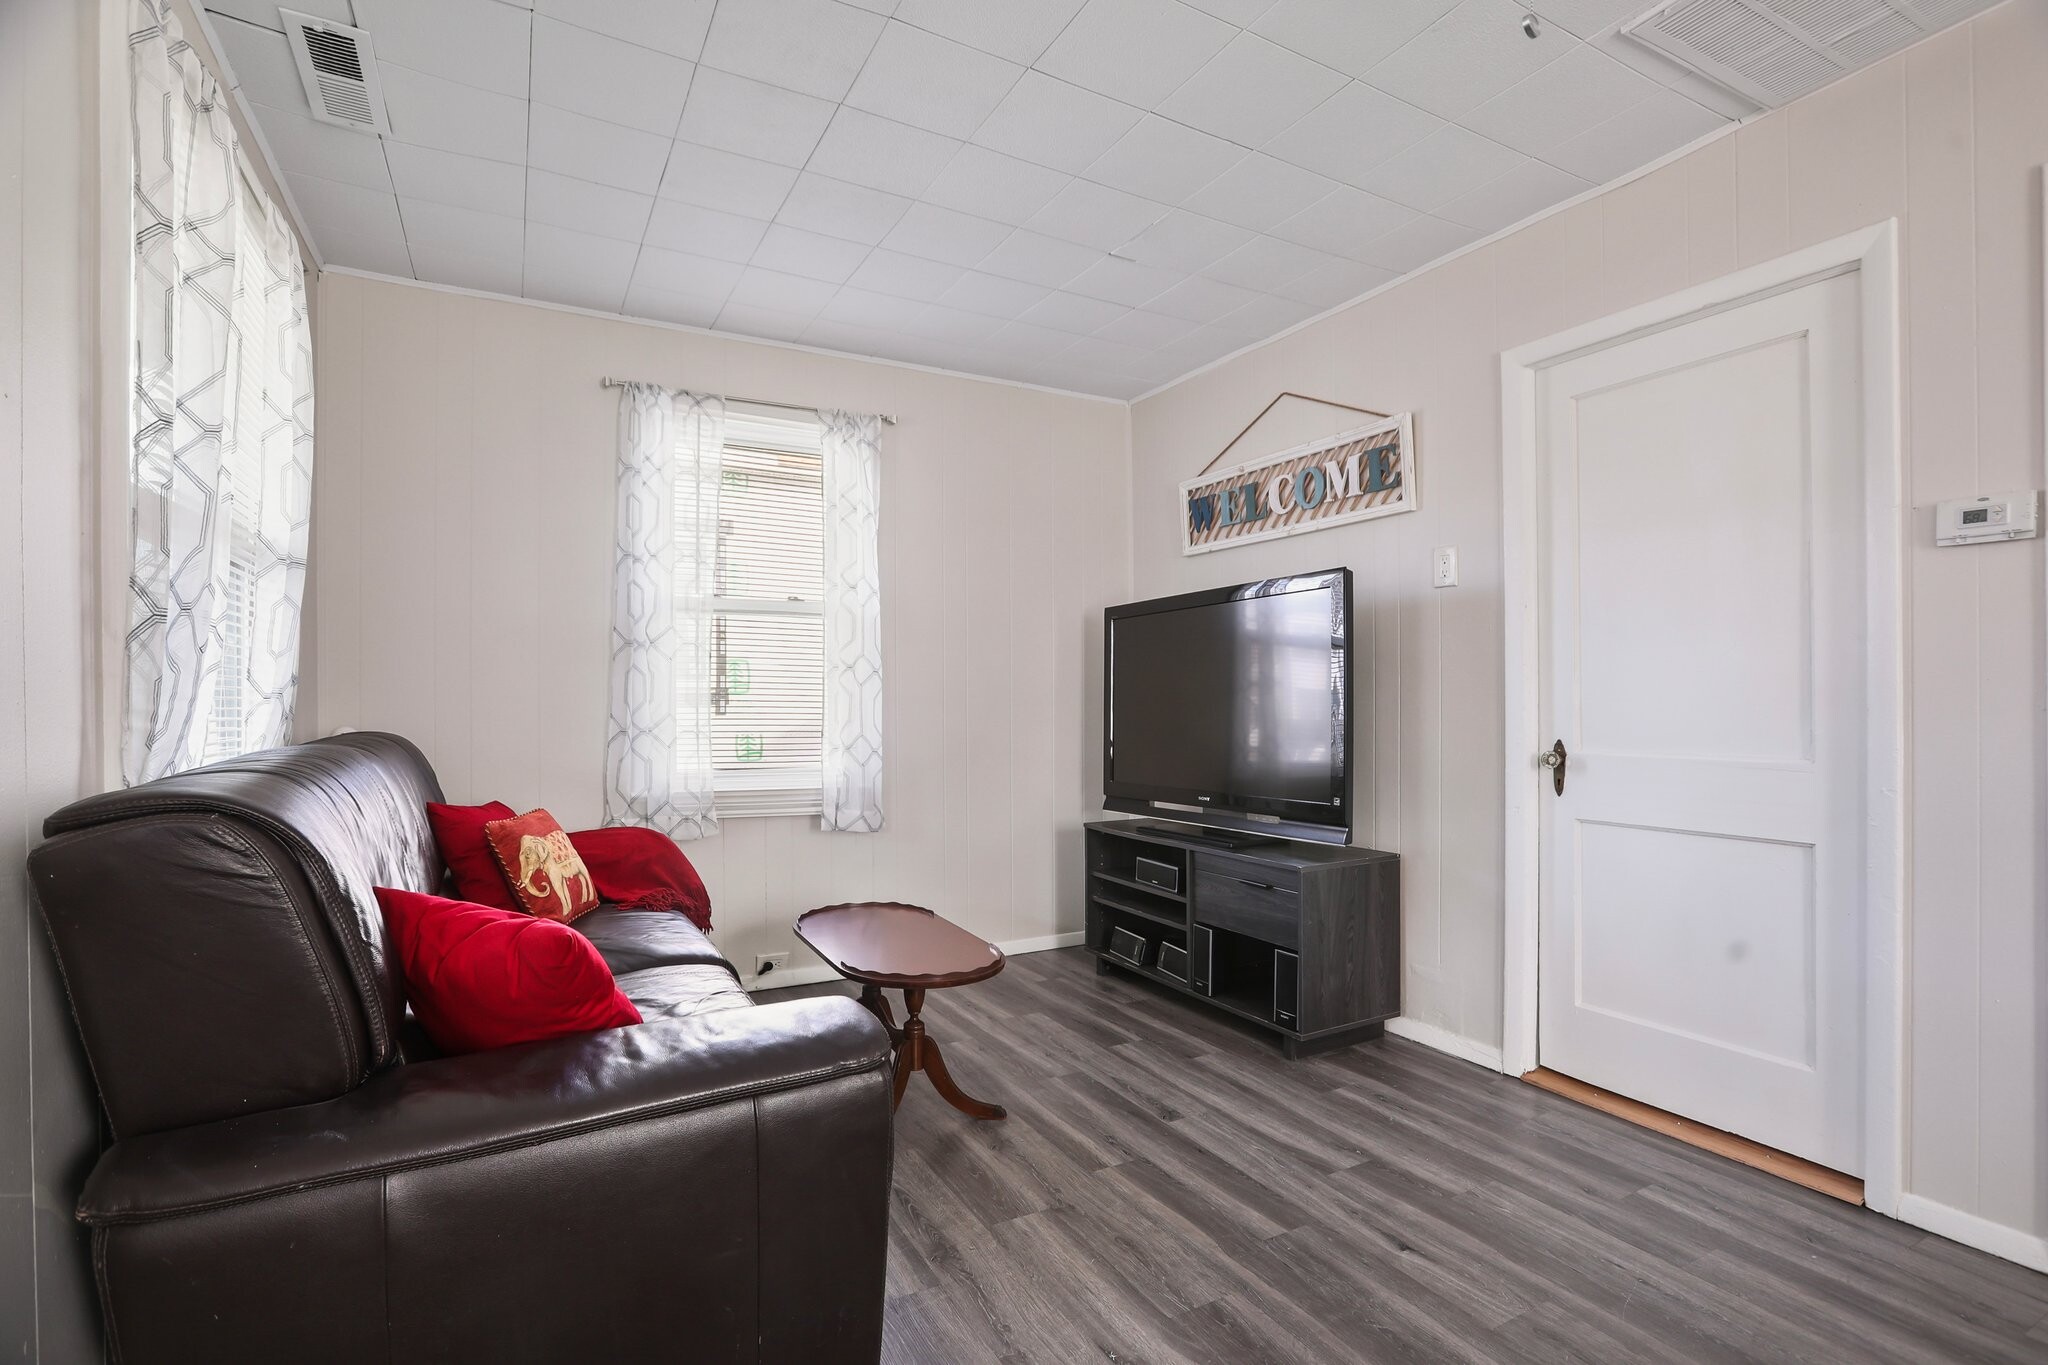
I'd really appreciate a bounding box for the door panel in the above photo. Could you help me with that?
[1537,272,1864,1174]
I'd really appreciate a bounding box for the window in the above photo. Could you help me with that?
[679,405,827,817]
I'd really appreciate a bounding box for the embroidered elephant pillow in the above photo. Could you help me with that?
[482,808,599,924]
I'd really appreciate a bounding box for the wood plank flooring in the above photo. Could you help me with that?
[760,948,2048,1364]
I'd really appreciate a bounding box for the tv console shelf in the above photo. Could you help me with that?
[1084,820,1399,1058]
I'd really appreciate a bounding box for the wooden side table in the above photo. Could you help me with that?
[794,902,1007,1120]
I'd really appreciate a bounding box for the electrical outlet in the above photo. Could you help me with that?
[754,952,789,979]
[1432,545,1458,588]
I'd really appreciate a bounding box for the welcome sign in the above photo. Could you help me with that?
[1180,413,1416,555]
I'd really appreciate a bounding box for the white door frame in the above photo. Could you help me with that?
[1498,222,1904,1216]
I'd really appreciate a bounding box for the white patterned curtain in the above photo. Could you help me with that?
[124,0,315,785]
[819,410,885,832]
[605,384,724,840]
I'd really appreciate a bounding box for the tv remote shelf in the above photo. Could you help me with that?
[1084,820,1400,1058]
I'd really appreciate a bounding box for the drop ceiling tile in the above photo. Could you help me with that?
[845,248,965,300]
[1178,0,1273,22]
[1036,0,1237,107]
[1118,210,1255,273]
[1272,254,1395,305]
[632,245,747,297]
[1264,82,1441,187]
[352,0,532,98]
[526,169,656,242]
[1437,156,1588,232]
[379,65,529,164]
[980,320,1078,360]
[644,200,772,262]
[315,227,415,277]
[1201,235,1335,291]
[1059,334,1154,373]
[1355,213,1481,271]
[534,0,716,60]
[531,16,696,136]
[1083,116,1246,206]
[1530,0,1651,39]
[384,142,527,217]
[844,22,1025,137]
[890,0,1089,64]
[409,242,526,295]
[399,197,525,259]
[251,107,391,191]
[977,229,1104,287]
[1355,125,1523,212]
[1064,255,1183,307]
[698,0,888,100]
[775,174,912,245]
[715,301,817,341]
[1583,24,1753,119]
[1364,0,1578,120]
[658,143,800,219]
[1269,185,1414,259]
[286,171,404,242]
[879,203,1013,267]
[205,0,355,29]
[1017,291,1129,333]
[803,318,899,354]
[1213,292,1323,337]
[750,224,874,283]
[1157,33,1348,148]
[625,280,729,328]
[805,109,962,198]
[1545,87,1726,183]
[1462,43,1660,157]
[922,147,1072,227]
[523,223,638,311]
[529,105,673,194]
[937,271,1053,317]
[728,266,841,317]
[1252,0,1461,77]
[1025,179,1167,252]
[1144,273,1265,323]
[1093,308,1200,348]
[678,68,837,167]
[1180,155,1340,233]
[211,17,314,114]
[820,287,930,329]
[903,305,1007,344]
[970,72,1143,176]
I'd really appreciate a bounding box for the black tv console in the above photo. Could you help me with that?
[1084,820,1399,1058]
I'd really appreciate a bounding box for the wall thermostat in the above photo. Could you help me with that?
[1935,490,2040,546]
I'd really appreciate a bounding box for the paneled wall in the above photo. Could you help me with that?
[310,271,1130,977]
[0,0,110,1357]
[1129,4,2046,1252]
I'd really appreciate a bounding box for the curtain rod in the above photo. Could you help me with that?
[601,376,897,424]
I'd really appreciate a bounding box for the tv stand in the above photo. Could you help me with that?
[1130,821,1275,851]
[1084,820,1399,1057]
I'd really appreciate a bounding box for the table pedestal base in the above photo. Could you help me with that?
[860,985,1006,1120]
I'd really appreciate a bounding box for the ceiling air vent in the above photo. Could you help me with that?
[1621,0,2000,108]
[282,10,390,134]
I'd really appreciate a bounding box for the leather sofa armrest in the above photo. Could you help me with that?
[79,996,890,1225]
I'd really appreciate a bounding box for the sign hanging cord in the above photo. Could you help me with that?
[1194,392,1393,478]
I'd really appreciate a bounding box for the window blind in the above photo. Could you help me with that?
[677,405,827,817]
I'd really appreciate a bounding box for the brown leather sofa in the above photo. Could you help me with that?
[28,733,894,1364]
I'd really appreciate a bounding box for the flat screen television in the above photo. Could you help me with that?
[1103,568,1351,845]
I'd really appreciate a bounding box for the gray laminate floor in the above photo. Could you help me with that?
[760,947,2048,1364]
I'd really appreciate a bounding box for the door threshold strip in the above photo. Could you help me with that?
[1521,1067,1864,1206]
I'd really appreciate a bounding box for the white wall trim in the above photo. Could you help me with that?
[319,266,1127,408]
[1497,221,1907,1218]
[737,929,1085,991]
[1385,1017,1505,1071]
[1898,1195,2048,1274]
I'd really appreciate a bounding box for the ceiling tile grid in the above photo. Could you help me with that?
[208,0,1776,398]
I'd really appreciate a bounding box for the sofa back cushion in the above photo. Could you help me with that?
[30,733,444,1136]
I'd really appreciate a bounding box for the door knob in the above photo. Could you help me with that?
[1541,739,1568,795]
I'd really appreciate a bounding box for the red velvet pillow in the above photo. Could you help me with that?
[425,800,520,911]
[375,888,640,1055]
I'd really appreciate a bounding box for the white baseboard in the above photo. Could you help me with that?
[1896,1194,2048,1273]
[1383,1016,1505,1071]
[739,929,1084,991]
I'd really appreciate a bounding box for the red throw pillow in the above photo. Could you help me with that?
[375,888,640,1054]
[425,800,520,911]
[484,808,600,923]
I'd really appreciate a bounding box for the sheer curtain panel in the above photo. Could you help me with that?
[819,410,885,832]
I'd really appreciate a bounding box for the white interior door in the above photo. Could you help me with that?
[1536,272,1865,1175]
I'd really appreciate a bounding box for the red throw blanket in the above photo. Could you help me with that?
[567,827,712,932]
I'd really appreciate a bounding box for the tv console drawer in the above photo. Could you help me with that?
[1192,858,1299,950]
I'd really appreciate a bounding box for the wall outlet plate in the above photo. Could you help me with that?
[754,952,789,978]
[1433,545,1458,588]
